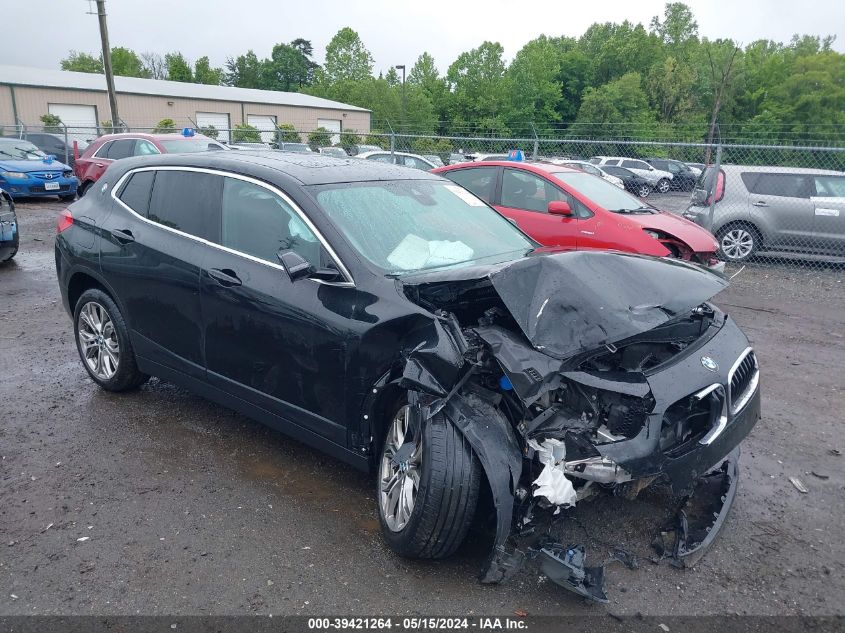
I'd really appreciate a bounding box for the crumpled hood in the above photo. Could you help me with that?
[402,250,727,361]
[625,211,718,253]
[0,158,70,173]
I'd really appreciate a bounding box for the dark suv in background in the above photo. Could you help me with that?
[3,132,88,169]
[645,158,699,191]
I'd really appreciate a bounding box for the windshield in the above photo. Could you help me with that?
[0,140,47,161]
[552,171,654,213]
[282,143,312,153]
[320,147,347,157]
[159,139,225,153]
[311,180,535,274]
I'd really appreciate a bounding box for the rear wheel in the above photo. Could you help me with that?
[60,193,76,202]
[77,181,92,197]
[657,178,671,194]
[717,223,760,262]
[74,289,148,391]
[637,183,651,198]
[377,398,481,559]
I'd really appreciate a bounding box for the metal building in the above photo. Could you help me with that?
[0,65,371,143]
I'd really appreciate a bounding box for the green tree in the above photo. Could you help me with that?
[385,67,400,87]
[504,36,563,128]
[140,52,168,79]
[574,72,657,138]
[110,47,148,77]
[40,114,63,133]
[232,123,261,143]
[165,52,193,82]
[446,41,508,133]
[276,123,302,144]
[60,51,102,73]
[322,27,374,82]
[650,2,699,56]
[152,118,178,133]
[307,127,332,150]
[263,40,318,91]
[224,51,264,88]
[647,55,695,121]
[193,56,222,85]
[409,52,449,127]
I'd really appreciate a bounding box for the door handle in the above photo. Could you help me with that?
[95,163,105,168]
[208,268,242,287]
[752,201,769,207]
[111,229,134,244]
[580,230,595,235]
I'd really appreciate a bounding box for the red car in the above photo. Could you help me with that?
[74,132,226,196]
[434,161,723,271]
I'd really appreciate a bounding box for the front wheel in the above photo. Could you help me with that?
[74,289,148,391]
[377,400,480,559]
[656,178,671,194]
[717,224,759,262]
[637,183,651,198]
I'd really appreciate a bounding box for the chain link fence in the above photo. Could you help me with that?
[3,119,843,269]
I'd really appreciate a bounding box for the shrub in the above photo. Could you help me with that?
[40,113,63,133]
[307,127,332,150]
[364,130,389,150]
[339,129,361,153]
[152,118,177,134]
[199,125,219,139]
[232,123,261,143]
[276,123,301,144]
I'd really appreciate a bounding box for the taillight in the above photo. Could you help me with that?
[705,170,725,205]
[57,208,73,233]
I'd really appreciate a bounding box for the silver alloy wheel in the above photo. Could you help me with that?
[657,179,671,194]
[638,184,651,198]
[77,301,120,380]
[720,228,755,260]
[379,405,422,532]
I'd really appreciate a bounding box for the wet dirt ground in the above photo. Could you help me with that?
[1,199,843,617]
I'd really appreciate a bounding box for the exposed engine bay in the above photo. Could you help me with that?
[387,251,761,602]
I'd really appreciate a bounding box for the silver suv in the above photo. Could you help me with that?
[590,156,674,193]
[684,165,845,262]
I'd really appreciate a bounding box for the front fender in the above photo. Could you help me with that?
[442,393,524,583]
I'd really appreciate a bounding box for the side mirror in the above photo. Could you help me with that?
[548,200,573,216]
[277,250,314,281]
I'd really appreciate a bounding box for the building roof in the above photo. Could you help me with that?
[0,65,369,112]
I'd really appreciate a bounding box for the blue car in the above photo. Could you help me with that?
[0,188,17,262]
[0,138,78,200]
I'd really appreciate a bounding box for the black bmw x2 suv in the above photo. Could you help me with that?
[56,151,760,601]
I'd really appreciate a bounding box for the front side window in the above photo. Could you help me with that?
[551,171,654,214]
[367,153,396,164]
[442,167,497,203]
[501,169,568,214]
[148,170,223,241]
[220,177,323,268]
[813,175,845,198]
[311,180,534,274]
[604,159,619,166]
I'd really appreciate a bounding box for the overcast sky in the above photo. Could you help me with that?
[2,0,843,76]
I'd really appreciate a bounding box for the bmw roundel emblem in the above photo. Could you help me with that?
[701,356,719,372]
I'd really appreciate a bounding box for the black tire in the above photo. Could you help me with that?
[59,193,76,202]
[73,288,148,392]
[377,398,481,559]
[77,181,92,197]
[636,183,651,198]
[656,178,671,194]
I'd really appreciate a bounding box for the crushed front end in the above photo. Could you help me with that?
[399,251,761,602]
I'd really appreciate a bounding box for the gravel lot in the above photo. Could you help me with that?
[1,198,843,617]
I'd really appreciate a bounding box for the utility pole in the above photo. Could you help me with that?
[395,64,406,128]
[95,0,120,129]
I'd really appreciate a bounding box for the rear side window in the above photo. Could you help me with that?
[118,171,155,216]
[402,156,431,170]
[104,139,135,160]
[367,153,396,164]
[741,173,812,198]
[622,160,648,170]
[443,167,498,203]
[814,175,845,198]
[148,170,223,241]
[604,159,619,166]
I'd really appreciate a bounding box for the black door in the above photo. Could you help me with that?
[199,175,351,444]
[100,168,222,378]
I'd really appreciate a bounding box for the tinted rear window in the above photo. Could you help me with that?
[148,170,223,241]
[740,172,812,198]
[443,167,498,203]
[118,170,155,216]
[105,139,135,160]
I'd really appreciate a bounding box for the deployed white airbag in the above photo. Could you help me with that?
[528,438,577,509]
[387,234,474,270]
